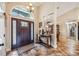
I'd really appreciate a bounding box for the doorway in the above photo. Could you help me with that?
[66,21,78,41]
[57,25,60,42]
[11,18,34,50]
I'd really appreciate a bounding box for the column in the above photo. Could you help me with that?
[53,4,57,48]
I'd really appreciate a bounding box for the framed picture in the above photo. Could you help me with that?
[39,22,42,28]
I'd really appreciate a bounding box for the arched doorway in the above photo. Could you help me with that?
[11,7,34,49]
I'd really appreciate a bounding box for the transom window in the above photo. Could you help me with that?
[11,7,33,19]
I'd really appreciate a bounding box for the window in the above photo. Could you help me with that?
[11,7,33,19]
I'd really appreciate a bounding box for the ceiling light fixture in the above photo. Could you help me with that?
[26,3,34,13]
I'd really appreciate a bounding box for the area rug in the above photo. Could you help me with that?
[19,44,48,56]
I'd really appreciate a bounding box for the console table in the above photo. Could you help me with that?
[39,35,51,47]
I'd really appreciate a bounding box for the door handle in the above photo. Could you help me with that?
[0,43,4,46]
[3,34,5,37]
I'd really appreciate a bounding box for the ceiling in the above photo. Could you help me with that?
[56,2,79,16]
[26,2,55,7]
[30,2,43,6]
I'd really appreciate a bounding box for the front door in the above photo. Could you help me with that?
[78,22,79,40]
[11,18,34,49]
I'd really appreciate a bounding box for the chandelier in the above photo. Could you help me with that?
[26,3,34,13]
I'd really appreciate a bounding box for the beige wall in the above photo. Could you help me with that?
[57,7,79,40]
[38,3,58,48]
[38,3,55,34]
[5,2,39,52]
[38,3,79,41]
[39,3,55,22]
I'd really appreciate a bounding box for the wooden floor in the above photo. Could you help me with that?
[7,39,79,56]
[48,39,79,56]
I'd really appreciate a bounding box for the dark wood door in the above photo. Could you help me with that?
[19,22,31,46]
[11,18,34,49]
[57,25,60,42]
[78,22,79,40]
